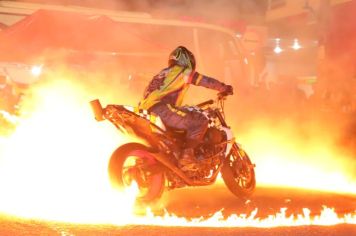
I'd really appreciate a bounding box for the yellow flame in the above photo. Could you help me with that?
[0,73,138,223]
[0,110,19,124]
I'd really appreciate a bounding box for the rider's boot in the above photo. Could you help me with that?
[179,148,198,172]
[178,139,200,171]
[179,148,195,166]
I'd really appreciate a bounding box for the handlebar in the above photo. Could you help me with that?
[196,92,231,108]
[196,99,214,108]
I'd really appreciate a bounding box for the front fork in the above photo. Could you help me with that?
[214,110,254,176]
[230,144,255,179]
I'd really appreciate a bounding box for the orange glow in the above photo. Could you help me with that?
[235,121,356,194]
[0,69,355,226]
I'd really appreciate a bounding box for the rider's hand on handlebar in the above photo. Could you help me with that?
[224,85,233,95]
[219,85,233,97]
[217,86,233,100]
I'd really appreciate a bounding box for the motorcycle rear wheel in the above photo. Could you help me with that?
[108,142,165,203]
[221,144,255,199]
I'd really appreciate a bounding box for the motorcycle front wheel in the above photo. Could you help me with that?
[221,144,256,199]
[108,142,165,203]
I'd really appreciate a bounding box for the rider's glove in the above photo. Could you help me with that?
[223,85,234,95]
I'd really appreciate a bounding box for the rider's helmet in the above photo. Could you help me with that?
[168,46,196,70]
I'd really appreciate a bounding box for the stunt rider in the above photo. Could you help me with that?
[138,46,233,166]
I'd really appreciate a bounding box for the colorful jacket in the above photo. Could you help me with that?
[138,65,227,110]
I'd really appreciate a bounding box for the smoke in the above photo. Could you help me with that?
[16,0,265,25]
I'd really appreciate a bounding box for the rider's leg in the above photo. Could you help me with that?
[185,111,209,145]
[149,103,209,161]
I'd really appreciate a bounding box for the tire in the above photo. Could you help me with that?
[108,142,165,203]
[221,144,256,199]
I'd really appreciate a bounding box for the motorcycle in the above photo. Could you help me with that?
[90,92,255,202]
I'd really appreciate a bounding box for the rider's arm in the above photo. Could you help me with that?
[190,72,227,92]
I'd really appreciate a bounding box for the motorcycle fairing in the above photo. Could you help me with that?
[123,105,166,131]
[104,105,167,147]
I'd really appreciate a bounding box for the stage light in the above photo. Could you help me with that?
[274,38,282,54]
[31,65,43,77]
[292,39,301,50]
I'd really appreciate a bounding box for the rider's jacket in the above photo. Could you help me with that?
[138,65,226,110]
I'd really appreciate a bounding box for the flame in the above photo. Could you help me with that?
[0,69,355,227]
[131,206,356,227]
[236,122,356,194]
[0,71,139,223]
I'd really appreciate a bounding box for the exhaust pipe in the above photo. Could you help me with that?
[90,99,105,121]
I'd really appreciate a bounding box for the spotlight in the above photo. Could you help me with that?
[274,38,282,54]
[292,39,301,50]
[31,65,43,77]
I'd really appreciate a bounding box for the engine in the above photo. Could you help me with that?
[179,128,227,179]
[204,127,226,145]
[166,127,228,186]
